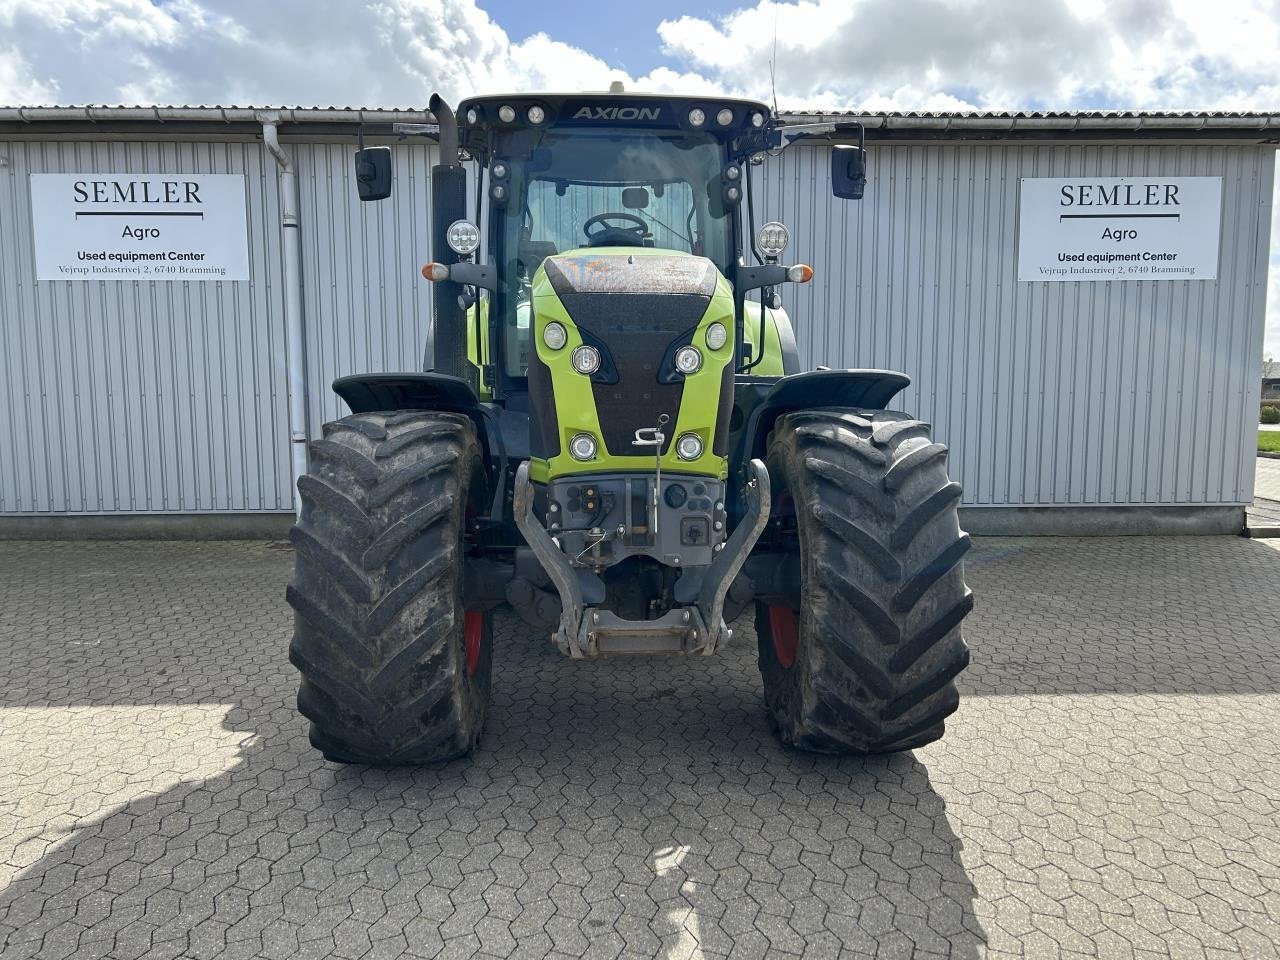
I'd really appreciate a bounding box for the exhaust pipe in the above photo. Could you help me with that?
[425,95,471,388]
[429,94,459,165]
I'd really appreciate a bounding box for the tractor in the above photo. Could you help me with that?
[286,88,972,764]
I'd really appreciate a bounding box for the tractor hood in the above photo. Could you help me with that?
[526,247,736,483]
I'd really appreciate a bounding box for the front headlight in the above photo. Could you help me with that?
[674,345,703,375]
[676,434,704,460]
[542,321,567,350]
[571,345,601,375]
[705,322,728,351]
[569,434,597,461]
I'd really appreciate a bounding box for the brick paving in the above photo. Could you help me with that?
[2,536,1280,959]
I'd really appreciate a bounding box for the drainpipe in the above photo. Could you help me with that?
[260,113,308,516]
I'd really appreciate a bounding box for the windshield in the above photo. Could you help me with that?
[494,128,732,377]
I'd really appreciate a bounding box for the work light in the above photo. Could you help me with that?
[688,108,706,127]
[527,105,546,124]
[446,220,481,256]
[705,322,728,350]
[466,108,479,125]
[569,434,598,461]
[751,111,764,128]
[716,108,733,126]
[498,105,516,123]
[571,345,601,375]
[756,221,790,258]
[676,434,704,460]
[674,346,703,375]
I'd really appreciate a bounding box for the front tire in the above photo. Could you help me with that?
[757,408,972,754]
[286,411,491,764]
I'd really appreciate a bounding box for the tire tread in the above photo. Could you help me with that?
[757,407,972,754]
[286,410,489,765]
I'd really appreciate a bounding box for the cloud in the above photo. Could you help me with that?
[2,0,1277,111]
[0,45,57,104]
[0,0,1276,355]
[655,0,1280,111]
[0,0,727,107]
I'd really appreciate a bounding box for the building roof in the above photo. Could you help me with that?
[1,105,1278,142]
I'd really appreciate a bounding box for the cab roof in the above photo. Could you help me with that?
[456,91,773,141]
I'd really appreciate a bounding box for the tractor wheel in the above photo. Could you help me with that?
[286,411,491,764]
[756,408,972,754]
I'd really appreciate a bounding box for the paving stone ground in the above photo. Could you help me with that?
[2,536,1280,959]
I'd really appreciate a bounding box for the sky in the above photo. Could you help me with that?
[0,0,1277,355]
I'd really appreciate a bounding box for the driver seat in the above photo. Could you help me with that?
[519,239,558,277]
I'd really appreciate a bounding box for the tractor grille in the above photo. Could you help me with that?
[544,254,717,457]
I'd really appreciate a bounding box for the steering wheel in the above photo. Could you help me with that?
[583,212,650,248]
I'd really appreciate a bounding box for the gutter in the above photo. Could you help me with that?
[259,113,308,517]
[1,105,1276,136]
[0,105,435,124]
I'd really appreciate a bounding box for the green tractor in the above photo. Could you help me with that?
[286,89,972,764]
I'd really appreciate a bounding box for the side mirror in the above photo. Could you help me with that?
[831,144,866,200]
[354,146,392,201]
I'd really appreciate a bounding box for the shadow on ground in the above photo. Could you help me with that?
[0,541,984,960]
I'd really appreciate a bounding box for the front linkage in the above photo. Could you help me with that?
[513,460,770,658]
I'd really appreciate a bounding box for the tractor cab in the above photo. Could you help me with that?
[454,92,785,391]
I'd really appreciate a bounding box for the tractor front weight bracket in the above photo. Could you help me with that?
[513,459,771,659]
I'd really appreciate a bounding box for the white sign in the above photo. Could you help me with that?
[30,173,250,281]
[1017,176,1222,282]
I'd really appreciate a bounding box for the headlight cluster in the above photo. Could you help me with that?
[542,323,717,467]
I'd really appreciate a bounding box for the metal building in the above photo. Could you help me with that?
[0,106,1275,536]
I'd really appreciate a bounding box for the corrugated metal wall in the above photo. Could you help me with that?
[761,143,1274,507]
[0,134,1272,516]
[293,141,437,434]
[0,137,291,513]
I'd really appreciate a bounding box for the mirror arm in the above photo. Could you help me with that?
[447,260,498,292]
[736,263,788,292]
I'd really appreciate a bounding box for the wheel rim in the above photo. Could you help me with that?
[464,610,484,676]
[769,605,799,669]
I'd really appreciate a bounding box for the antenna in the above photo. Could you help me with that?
[769,1,779,116]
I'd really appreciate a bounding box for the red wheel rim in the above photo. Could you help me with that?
[769,605,799,669]
[464,610,484,676]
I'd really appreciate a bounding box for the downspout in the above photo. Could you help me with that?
[260,113,308,516]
